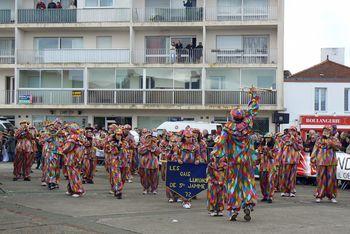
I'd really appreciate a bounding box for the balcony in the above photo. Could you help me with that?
[17,49,130,64]
[16,90,85,105]
[205,90,276,105]
[0,9,12,24]
[0,89,277,106]
[133,49,203,64]
[206,6,277,22]
[0,50,15,64]
[133,7,203,22]
[17,8,130,24]
[206,48,277,64]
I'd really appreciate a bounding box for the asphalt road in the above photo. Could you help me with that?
[1,163,349,234]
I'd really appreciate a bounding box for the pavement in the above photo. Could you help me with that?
[0,162,350,234]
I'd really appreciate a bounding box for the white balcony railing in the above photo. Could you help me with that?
[133,7,203,22]
[0,90,277,106]
[206,48,277,64]
[17,49,130,64]
[0,50,15,64]
[133,48,203,64]
[206,6,277,21]
[18,8,131,23]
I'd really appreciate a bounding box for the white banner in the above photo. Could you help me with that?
[337,152,350,181]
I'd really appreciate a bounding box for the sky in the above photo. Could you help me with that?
[284,0,350,73]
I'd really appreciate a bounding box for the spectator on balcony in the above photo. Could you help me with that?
[185,43,193,63]
[69,0,77,9]
[183,0,193,21]
[195,42,203,63]
[175,40,183,63]
[36,0,46,10]
[56,1,63,9]
[170,42,176,64]
[47,0,57,9]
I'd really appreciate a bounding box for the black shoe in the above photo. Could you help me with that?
[261,198,267,202]
[54,184,59,189]
[13,178,18,181]
[115,193,122,199]
[48,183,55,190]
[243,208,251,222]
[229,212,238,221]
[82,180,86,184]
[87,180,94,184]
[24,177,31,181]
[267,199,273,203]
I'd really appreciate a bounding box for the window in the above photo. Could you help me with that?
[206,69,240,90]
[116,69,143,89]
[34,37,83,50]
[345,88,350,111]
[145,68,173,89]
[315,88,327,111]
[19,70,84,89]
[96,36,112,49]
[241,69,276,89]
[61,38,83,49]
[85,0,113,7]
[173,69,201,89]
[88,69,115,89]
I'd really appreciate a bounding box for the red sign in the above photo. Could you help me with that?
[300,115,350,126]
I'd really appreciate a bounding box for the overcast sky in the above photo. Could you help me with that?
[285,0,350,73]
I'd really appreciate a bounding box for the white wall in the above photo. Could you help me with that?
[283,82,350,128]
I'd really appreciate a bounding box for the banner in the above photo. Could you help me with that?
[337,153,350,181]
[18,95,32,104]
[166,162,207,200]
[297,152,317,177]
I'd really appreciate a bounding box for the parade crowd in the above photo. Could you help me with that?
[7,88,347,222]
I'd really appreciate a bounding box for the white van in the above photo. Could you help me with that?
[157,121,221,133]
[0,118,15,132]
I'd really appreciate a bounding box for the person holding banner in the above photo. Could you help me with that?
[257,133,276,203]
[280,126,303,197]
[138,133,160,195]
[311,125,341,203]
[211,87,259,221]
[176,130,201,209]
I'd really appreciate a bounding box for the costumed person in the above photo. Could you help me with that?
[207,143,227,216]
[160,132,180,203]
[62,124,85,198]
[104,124,118,193]
[176,130,200,209]
[273,132,284,192]
[256,133,276,203]
[280,126,303,197]
[123,125,136,183]
[311,125,341,203]
[13,120,35,181]
[104,127,128,199]
[211,87,259,221]
[44,122,62,190]
[82,127,97,184]
[138,133,160,195]
[39,123,50,186]
[192,128,208,163]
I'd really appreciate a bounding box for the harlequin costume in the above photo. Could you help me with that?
[176,130,201,209]
[104,124,118,192]
[192,128,208,163]
[207,149,227,216]
[138,133,160,195]
[13,120,36,181]
[104,127,129,199]
[82,127,97,184]
[212,88,259,221]
[280,126,303,197]
[62,124,85,198]
[273,132,284,192]
[123,125,136,183]
[311,125,341,203]
[256,133,276,203]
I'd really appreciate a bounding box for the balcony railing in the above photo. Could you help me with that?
[133,48,203,64]
[133,7,203,22]
[206,48,277,64]
[0,90,276,106]
[18,8,130,23]
[0,50,15,64]
[206,6,277,21]
[17,89,85,105]
[0,9,12,24]
[205,90,277,105]
[17,49,130,64]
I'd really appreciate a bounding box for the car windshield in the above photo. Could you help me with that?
[3,122,14,129]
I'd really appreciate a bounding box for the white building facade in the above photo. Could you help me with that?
[283,60,350,131]
[0,0,284,131]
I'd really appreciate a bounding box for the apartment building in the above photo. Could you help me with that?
[0,0,284,132]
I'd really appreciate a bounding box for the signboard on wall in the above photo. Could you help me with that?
[18,95,32,104]
[72,91,82,97]
[300,115,350,126]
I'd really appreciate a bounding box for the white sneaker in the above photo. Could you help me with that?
[109,190,114,194]
[142,190,147,195]
[153,191,157,195]
[72,194,80,198]
[331,198,337,203]
[168,198,174,203]
[281,193,290,197]
[41,182,47,186]
[290,193,296,197]
[128,179,133,183]
[182,203,191,209]
[209,211,216,217]
[177,199,183,203]
[315,198,321,203]
[217,211,224,216]
[65,191,72,196]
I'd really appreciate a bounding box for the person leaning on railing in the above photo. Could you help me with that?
[36,0,46,10]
